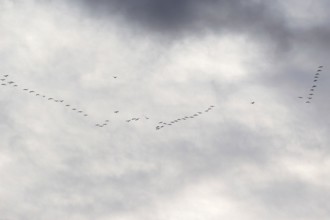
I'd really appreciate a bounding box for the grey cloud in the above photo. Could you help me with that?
[2,1,330,219]
[72,0,285,36]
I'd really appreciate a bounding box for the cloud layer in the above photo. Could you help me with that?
[0,0,330,219]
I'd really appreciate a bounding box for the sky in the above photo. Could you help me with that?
[1,0,330,219]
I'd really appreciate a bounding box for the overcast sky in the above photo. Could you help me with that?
[1,0,330,219]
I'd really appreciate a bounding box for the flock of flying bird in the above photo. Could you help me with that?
[298,65,323,103]
[0,74,216,130]
[156,105,215,130]
[0,65,324,130]
[0,74,123,125]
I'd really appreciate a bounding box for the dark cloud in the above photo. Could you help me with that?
[71,0,330,62]
[73,0,284,37]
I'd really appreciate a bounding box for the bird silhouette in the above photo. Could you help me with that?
[251,101,255,104]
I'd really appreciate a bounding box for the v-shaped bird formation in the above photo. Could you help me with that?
[0,74,216,130]
[0,65,325,130]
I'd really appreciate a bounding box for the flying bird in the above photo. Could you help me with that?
[251,102,255,104]
[3,75,8,77]
[298,97,303,99]
[114,111,119,113]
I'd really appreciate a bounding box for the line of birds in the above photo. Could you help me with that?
[156,105,215,130]
[4,65,323,131]
[298,65,323,103]
[0,74,161,129]
[1,74,91,116]
[0,74,122,127]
